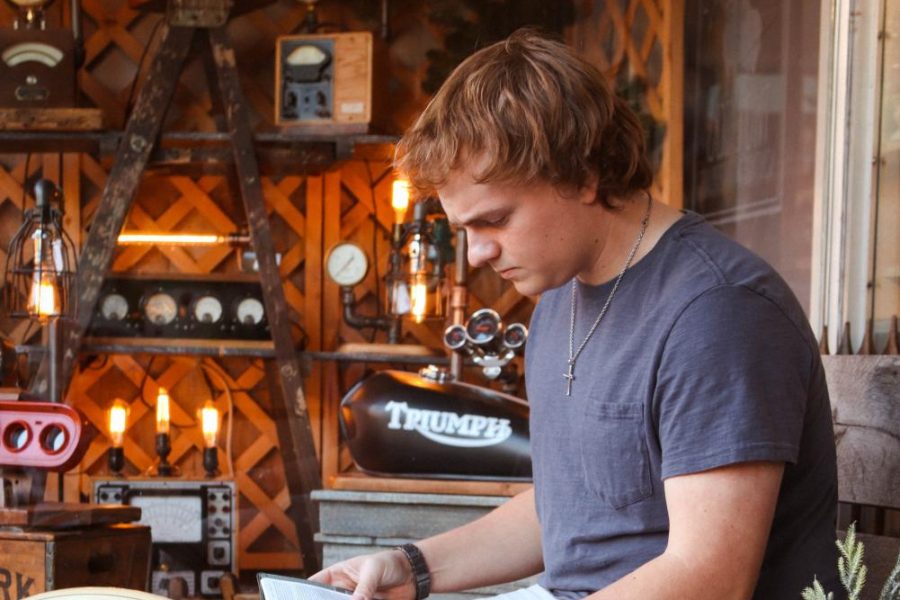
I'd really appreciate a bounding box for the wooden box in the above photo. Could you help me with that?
[0,524,151,599]
[275,31,372,132]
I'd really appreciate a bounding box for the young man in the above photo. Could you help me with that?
[311,30,840,600]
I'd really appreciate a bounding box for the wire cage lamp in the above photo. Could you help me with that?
[3,179,77,323]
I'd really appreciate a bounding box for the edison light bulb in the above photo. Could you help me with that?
[28,230,60,318]
[410,277,429,323]
[108,399,128,448]
[201,402,219,449]
[156,388,170,434]
[391,179,410,224]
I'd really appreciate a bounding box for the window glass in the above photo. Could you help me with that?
[684,0,821,313]
[872,0,900,337]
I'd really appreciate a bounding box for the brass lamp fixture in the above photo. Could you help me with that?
[3,179,77,404]
[3,179,76,322]
[329,178,453,344]
[386,187,452,325]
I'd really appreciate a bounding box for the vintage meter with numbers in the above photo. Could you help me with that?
[0,0,77,107]
[93,478,237,598]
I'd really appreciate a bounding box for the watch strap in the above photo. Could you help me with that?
[397,543,431,600]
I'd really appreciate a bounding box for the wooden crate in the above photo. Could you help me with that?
[0,524,151,599]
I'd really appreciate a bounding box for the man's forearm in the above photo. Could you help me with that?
[416,488,543,594]
[588,551,754,600]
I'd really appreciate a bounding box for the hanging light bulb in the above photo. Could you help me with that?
[4,179,74,322]
[28,228,61,319]
[391,179,411,224]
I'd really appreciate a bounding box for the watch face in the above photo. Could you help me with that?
[325,242,369,287]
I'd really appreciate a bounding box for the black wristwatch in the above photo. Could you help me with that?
[397,543,431,600]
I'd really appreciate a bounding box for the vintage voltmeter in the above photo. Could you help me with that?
[0,0,78,107]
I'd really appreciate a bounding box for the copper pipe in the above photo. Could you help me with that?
[449,229,467,380]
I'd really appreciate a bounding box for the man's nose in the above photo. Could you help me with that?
[466,231,500,268]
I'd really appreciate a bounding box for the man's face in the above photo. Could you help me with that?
[438,166,603,296]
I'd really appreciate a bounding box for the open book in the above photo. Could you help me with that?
[258,573,354,600]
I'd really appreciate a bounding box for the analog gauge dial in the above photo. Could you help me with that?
[100,293,128,321]
[325,242,369,287]
[193,295,223,323]
[143,292,177,325]
[503,323,528,349]
[465,309,502,345]
[443,324,468,350]
[236,297,265,325]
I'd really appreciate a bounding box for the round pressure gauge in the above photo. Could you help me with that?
[325,242,368,287]
[465,309,502,346]
[143,292,177,325]
[100,293,129,321]
[236,298,265,325]
[443,324,468,350]
[193,295,223,324]
[503,323,528,350]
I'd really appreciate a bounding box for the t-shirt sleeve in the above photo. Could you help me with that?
[655,284,813,480]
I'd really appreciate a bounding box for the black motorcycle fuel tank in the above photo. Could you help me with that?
[340,370,532,480]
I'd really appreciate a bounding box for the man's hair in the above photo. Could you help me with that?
[395,29,653,207]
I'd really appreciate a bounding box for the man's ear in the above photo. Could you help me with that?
[578,174,601,205]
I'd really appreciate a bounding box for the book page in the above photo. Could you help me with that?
[260,575,353,600]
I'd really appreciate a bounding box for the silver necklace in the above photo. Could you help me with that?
[564,194,652,396]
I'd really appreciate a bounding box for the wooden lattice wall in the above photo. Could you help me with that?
[0,0,682,575]
[567,0,684,207]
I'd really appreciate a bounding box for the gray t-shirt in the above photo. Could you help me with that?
[525,212,840,599]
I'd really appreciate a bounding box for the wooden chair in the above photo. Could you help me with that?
[824,355,900,599]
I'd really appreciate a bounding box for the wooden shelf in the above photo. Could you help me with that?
[81,337,276,357]
[329,471,531,497]
[0,129,396,157]
[79,338,453,364]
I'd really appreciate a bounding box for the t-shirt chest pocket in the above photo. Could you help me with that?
[579,401,653,509]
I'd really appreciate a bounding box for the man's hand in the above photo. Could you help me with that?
[309,549,414,600]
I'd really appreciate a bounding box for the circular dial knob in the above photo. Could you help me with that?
[325,242,369,287]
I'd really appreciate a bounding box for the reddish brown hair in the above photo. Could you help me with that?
[395,29,653,207]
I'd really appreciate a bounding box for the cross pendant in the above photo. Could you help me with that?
[563,360,575,396]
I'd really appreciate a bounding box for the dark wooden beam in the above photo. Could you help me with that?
[128,0,276,17]
[27,24,196,399]
[208,25,322,573]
